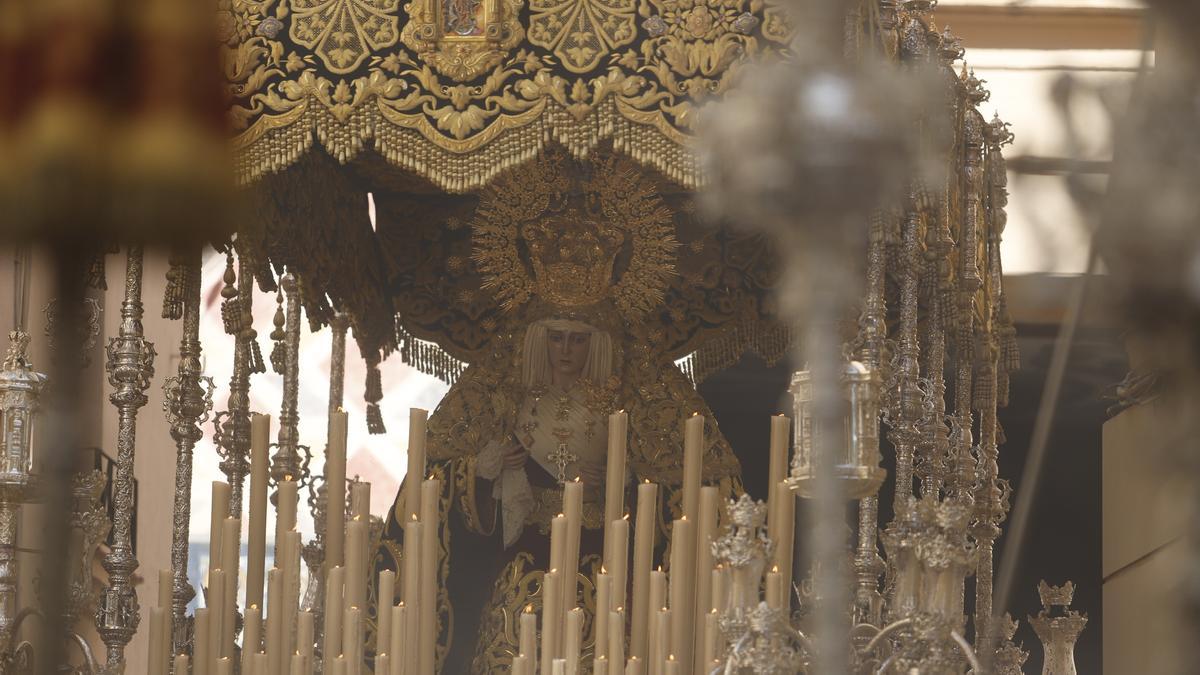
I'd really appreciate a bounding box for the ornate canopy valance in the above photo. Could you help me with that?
[225,0,791,191]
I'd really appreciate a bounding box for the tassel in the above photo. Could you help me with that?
[248,329,266,374]
[162,253,186,320]
[367,404,386,435]
[220,252,247,335]
[270,289,287,374]
[997,369,1010,408]
[365,353,386,434]
[997,294,1020,373]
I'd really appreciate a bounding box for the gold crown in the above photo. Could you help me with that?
[523,213,625,309]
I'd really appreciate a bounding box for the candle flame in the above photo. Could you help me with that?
[525,604,533,613]
[623,513,630,520]
[771,565,779,573]
[600,566,607,574]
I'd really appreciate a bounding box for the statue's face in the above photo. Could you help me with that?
[547,329,591,379]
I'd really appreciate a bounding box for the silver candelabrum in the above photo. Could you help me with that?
[98,246,156,671]
[163,250,215,654]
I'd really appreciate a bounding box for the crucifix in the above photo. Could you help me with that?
[548,427,577,484]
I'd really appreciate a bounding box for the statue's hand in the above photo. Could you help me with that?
[501,442,529,470]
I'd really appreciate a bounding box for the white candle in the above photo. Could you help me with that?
[275,480,298,558]
[552,659,566,675]
[282,531,302,660]
[242,605,262,674]
[564,608,582,675]
[419,479,440,675]
[593,657,609,675]
[647,570,666,675]
[148,606,166,675]
[298,609,315,671]
[608,611,624,675]
[608,518,629,614]
[773,482,795,612]
[377,570,396,654]
[350,480,371,519]
[252,653,268,675]
[220,517,241,660]
[766,569,782,610]
[603,411,628,545]
[402,521,422,673]
[406,408,428,520]
[540,570,560,675]
[767,415,790,541]
[174,654,190,675]
[343,606,363,675]
[216,657,233,675]
[681,416,703,522]
[345,518,368,611]
[265,568,282,675]
[248,413,271,611]
[327,411,349,569]
[651,609,670,675]
[290,654,310,675]
[563,481,583,612]
[519,606,537,670]
[692,488,717,675]
[157,568,172,609]
[322,566,344,667]
[331,656,347,675]
[664,656,680,675]
[711,567,727,614]
[208,569,227,662]
[626,657,644,675]
[702,611,720,672]
[209,481,231,579]
[194,608,211,675]
[594,573,610,660]
[667,518,694,675]
[391,604,407,675]
[374,655,390,675]
[513,655,530,675]
[548,514,567,647]
[629,483,657,662]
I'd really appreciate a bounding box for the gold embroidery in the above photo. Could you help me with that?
[289,0,401,74]
[528,0,637,73]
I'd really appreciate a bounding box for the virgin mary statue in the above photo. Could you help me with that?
[375,156,743,673]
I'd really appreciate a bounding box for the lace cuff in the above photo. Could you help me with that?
[477,441,504,481]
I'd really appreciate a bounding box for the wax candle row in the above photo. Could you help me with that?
[515,413,795,675]
[147,408,442,675]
